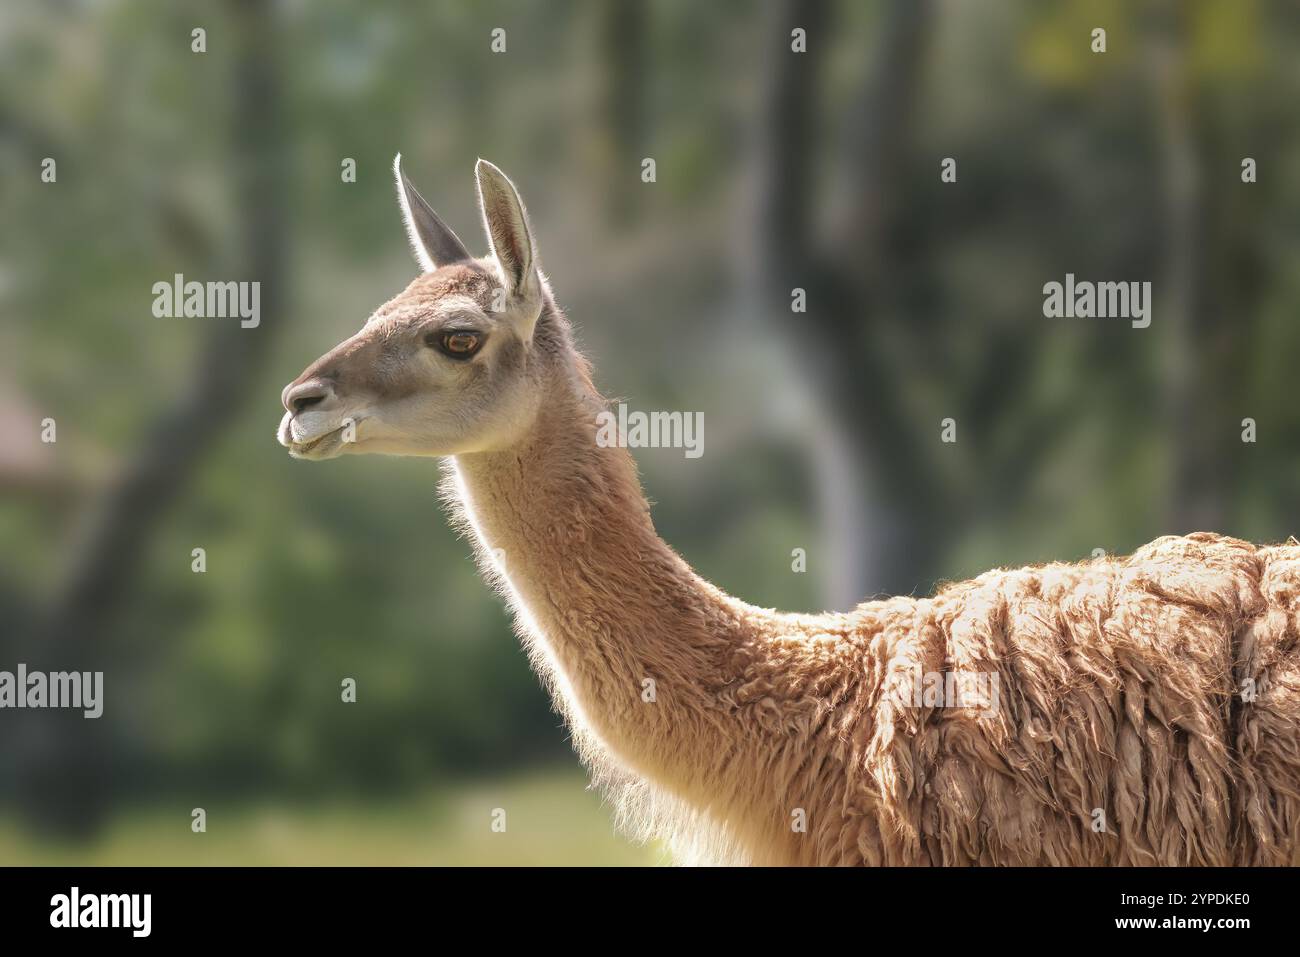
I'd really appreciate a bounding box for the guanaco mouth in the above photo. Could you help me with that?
[287,425,346,459]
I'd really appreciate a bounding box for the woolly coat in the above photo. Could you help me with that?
[745,533,1300,865]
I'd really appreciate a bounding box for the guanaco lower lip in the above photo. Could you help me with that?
[288,426,346,459]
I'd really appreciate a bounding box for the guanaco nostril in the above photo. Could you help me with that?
[284,379,333,415]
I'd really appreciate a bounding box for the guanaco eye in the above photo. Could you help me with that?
[428,330,484,359]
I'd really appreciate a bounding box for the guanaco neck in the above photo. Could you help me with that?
[449,359,754,810]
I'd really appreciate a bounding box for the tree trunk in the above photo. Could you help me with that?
[751,0,935,607]
[596,0,648,226]
[16,0,289,835]
[1150,2,1215,534]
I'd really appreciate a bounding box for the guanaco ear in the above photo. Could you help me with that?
[394,153,471,272]
[475,159,539,299]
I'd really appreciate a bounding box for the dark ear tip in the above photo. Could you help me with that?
[475,158,513,191]
[396,154,417,193]
[394,153,473,267]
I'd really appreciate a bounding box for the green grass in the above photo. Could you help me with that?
[0,769,662,866]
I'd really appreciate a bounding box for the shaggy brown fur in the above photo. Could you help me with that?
[281,159,1300,866]
[738,533,1300,865]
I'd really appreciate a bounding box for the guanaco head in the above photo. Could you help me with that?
[278,157,549,460]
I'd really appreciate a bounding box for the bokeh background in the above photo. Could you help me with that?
[1,0,1297,864]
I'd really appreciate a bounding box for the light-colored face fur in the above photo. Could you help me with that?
[278,157,547,460]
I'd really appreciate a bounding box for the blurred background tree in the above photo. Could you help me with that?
[0,0,1297,863]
